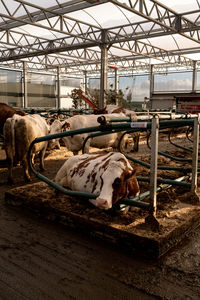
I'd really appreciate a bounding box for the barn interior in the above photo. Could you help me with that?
[1,1,200,299]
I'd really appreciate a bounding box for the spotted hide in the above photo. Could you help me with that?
[61,113,128,155]
[54,152,140,210]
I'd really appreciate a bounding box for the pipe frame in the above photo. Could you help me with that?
[191,115,200,193]
[28,117,197,213]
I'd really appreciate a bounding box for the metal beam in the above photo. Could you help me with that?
[0,0,104,31]
[0,11,102,45]
[109,0,200,44]
[0,32,194,68]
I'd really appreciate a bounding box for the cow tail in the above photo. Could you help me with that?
[10,117,16,158]
[18,119,30,154]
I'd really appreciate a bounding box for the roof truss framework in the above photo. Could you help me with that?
[0,0,200,73]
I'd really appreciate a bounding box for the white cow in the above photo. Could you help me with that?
[3,114,60,183]
[61,113,127,155]
[47,119,66,150]
[55,152,140,210]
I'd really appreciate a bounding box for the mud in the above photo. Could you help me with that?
[0,132,200,299]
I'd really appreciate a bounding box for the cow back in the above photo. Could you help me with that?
[62,113,126,153]
[15,114,49,158]
[0,103,25,134]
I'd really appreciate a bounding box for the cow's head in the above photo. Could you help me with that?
[96,161,140,210]
[48,119,68,149]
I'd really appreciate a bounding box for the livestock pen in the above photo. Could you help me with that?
[4,112,200,258]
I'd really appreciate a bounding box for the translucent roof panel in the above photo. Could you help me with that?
[158,0,200,13]
[141,34,200,52]
[67,3,146,28]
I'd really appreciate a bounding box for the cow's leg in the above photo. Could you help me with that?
[39,146,47,171]
[7,156,14,184]
[82,139,90,154]
[132,132,140,152]
[4,146,14,184]
[22,157,31,182]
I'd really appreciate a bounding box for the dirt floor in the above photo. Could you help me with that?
[0,131,200,299]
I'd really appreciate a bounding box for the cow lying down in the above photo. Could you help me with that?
[55,152,140,210]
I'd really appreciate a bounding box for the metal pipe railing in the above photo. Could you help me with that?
[28,147,150,209]
[27,117,198,215]
[137,176,191,187]
[125,155,193,172]
[168,129,200,154]
[118,175,190,209]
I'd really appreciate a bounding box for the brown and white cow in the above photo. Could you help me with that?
[54,152,140,210]
[0,103,25,136]
[94,106,140,152]
[3,114,60,183]
[61,113,127,155]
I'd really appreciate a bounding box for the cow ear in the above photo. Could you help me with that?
[62,121,70,131]
[47,118,55,125]
[130,168,136,177]
[124,168,136,180]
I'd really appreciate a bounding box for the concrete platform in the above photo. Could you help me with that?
[5,181,200,259]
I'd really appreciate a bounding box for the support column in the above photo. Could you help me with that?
[57,66,61,109]
[149,65,154,109]
[182,115,200,204]
[191,115,200,194]
[22,61,27,108]
[99,30,108,109]
[150,115,159,213]
[83,70,88,92]
[192,61,197,93]
[114,67,119,106]
[145,115,160,230]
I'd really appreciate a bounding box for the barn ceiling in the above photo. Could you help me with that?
[0,0,200,74]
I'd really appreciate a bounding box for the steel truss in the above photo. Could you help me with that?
[0,0,199,73]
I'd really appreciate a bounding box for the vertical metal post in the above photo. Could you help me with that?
[114,68,119,106]
[192,61,197,93]
[99,30,108,109]
[84,70,88,92]
[150,115,159,215]
[149,64,154,109]
[191,115,200,193]
[57,66,61,109]
[22,61,27,108]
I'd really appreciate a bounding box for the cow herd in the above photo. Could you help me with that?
[0,102,140,210]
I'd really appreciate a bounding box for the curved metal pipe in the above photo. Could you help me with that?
[28,139,150,209]
[168,129,200,154]
[186,126,193,142]
[137,176,191,187]
[168,129,193,153]
[27,118,198,212]
[82,127,145,154]
[147,131,199,163]
[118,175,190,208]
[81,128,132,153]
[125,155,194,173]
